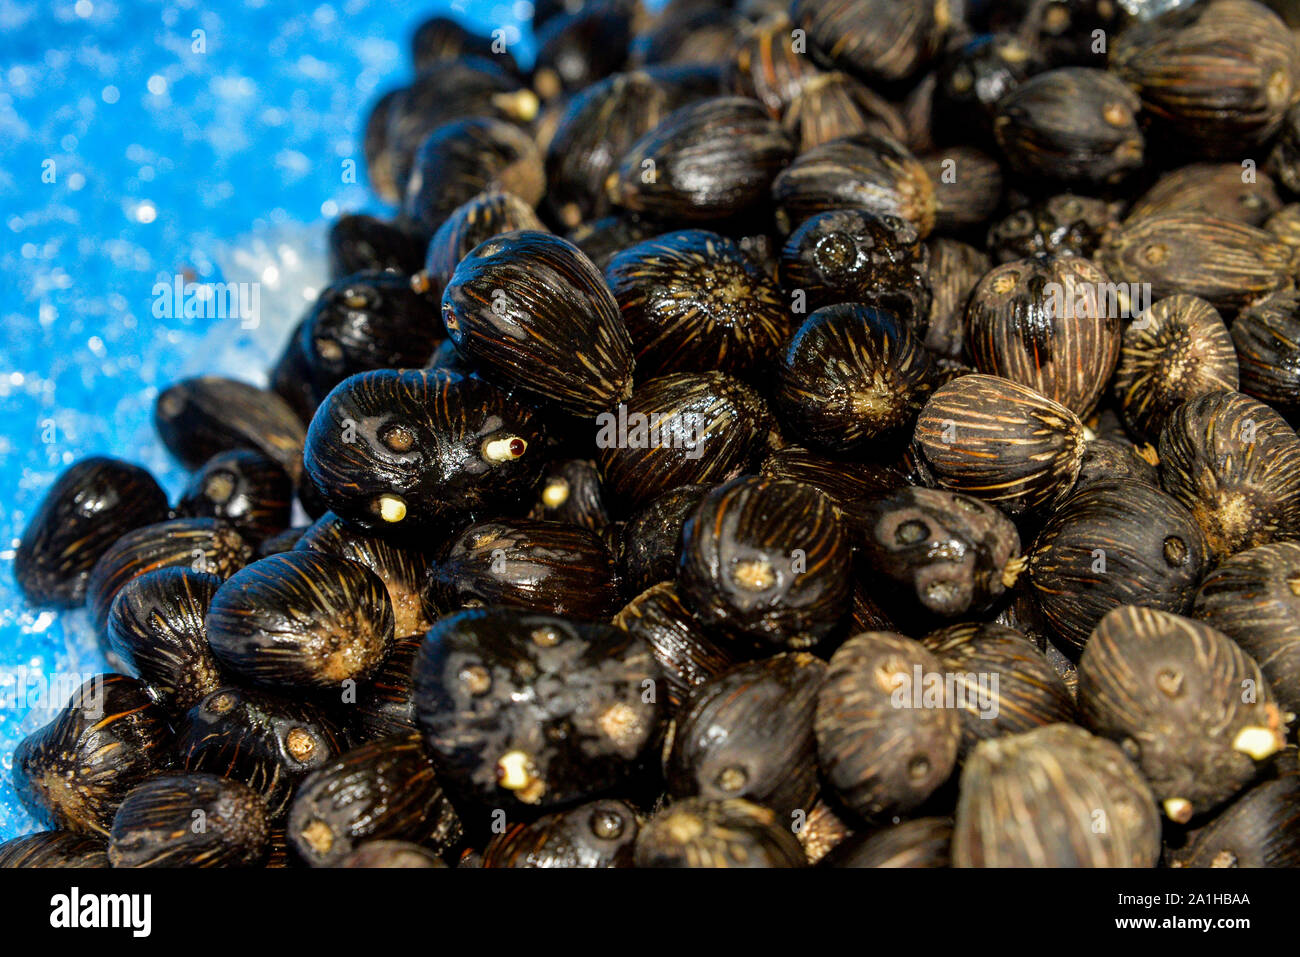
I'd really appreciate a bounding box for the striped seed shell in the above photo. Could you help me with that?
[781,71,909,153]
[595,371,778,509]
[13,675,174,836]
[728,13,823,116]
[952,724,1160,867]
[823,816,952,868]
[964,255,1122,418]
[532,3,633,100]
[634,797,807,867]
[108,773,269,868]
[427,518,622,620]
[922,147,1004,233]
[1156,390,1300,561]
[923,239,989,360]
[350,635,422,741]
[1074,435,1161,492]
[618,484,711,594]
[605,229,793,378]
[420,191,546,294]
[933,32,1042,149]
[760,445,909,544]
[1027,479,1208,652]
[482,799,639,868]
[1273,103,1300,195]
[1079,605,1289,819]
[566,213,664,272]
[679,476,852,649]
[287,734,461,867]
[14,457,170,608]
[178,449,293,544]
[1096,214,1293,313]
[105,568,225,716]
[791,0,947,85]
[1194,540,1300,715]
[85,518,253,633]
[205,551,395,690]
[815,632,960,818]
[606,96,795,222]
[1113,294,1240,444]
[771,133,936,238]
[775,304,936,452]
[529,459,610,530]
[0,832,109,868]
[1126,163,1283,227]
[914,374,1086,515]
[1169,772,1300,868]
[666,652,825,816]
[441,230,633,416]
[1231,291,1300,420]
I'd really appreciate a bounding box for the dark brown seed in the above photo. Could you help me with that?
[771,133,936,238]
[1127,163,1283,227]
[1097,214,1293,313]
[442,230,632,416]
[1113,295,1240,444]
[782,71,909,152]
[413,608,662,810]
[729,12,822,116]
[596,371,778,509]
[993,67,1144,185]
[327,213,426,282]
[776,304,936,452]
[1231,291,1300,420]
[920,622,1075,758]
[606,96,795,221]
[922,147,1005,233]
[760,445,909,544]
[337,840,448,868]
[178,449,293,544]
[532,3,633,99]
[105,568,225,716]
[859,487,1022,619]
[362,88,405,204]
[420,191,546,295]
[1169,772,1300,868]
[791,0,947,85]
[634,797,807,867]
[14,457,169,608]
[965,255,1122,418]
[86,518,253,633]
[679,476,851,650]
[934,32,1042,148]
[1194,540,1300,715]
[206,551,394,691]
[154,376,307,483]
[823,817,953,868]
[177,686,348,821]
[108,773,269,868]
[666,652,825,815]
[403,117,544,236]
[613,581,740,712]
[606,229,793,378]
[617,485,710,594]
[482,799,639,868]
[952,724,1160,867]
[428,518,622,620]
[287,735,461,867]
[303,369,548,533]
[1079,605,1289,820]
[566,213,664,271]
[815,632,961,818]
[13,675,174,836]
[1074,436,1161,492]
[1156,390,1300,561]
[923,239,989,360]
[528,459,610,530]
[411,16,521,74]
[914,374,1086,515]
[986,193,1119,264]
[1272,103,1300,195]
[0,832,109,868]
[350,636,422,741]
[1028,479,1208,652]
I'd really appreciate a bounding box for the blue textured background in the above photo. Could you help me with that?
[0,0,536,840]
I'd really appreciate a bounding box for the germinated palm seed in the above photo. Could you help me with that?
[859,487,1022,619]
[205,551,394,690]
[952,724,1161,867]
[964,255,1122,418]
[1027,480,1208,652]
[0,832,109,869]
[177,686,348,821]
[914,374,1086,515]
[618,484,711,593]
[442,230,633,416]
[287,735,461,867]
[613,582,739,711]
[1169,772,1300,868]
[1231,291,1300,420]
[815,632,961,818]
[679,476,851,649]
[666,653,825,815]
[13,675,174,836]
[178,449,293,544]
[105,567,225,716]
[776,304,935,452]
[14,456,170,608]
[823,816,953,869]
[1194,541,1300,714]
[413,608,662,810]
[634,797,806,868]
[606,96,794,221]
[108,773,269,868]
[482,799,639,868]
[428,518,622,620]
[1112,294,1240,444]
[1156,390,1300,561]
[528,458,610,529]
[1079,605,1289,821]
[605,229,792,377]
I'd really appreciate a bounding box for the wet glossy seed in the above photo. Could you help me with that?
[1231,291,1300,420]
[823,816,953,868]
[482,799,639,868]
[178,449,293,544]
[0,832,109,869]
[108,773,269,868]
[634,797,807,867]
